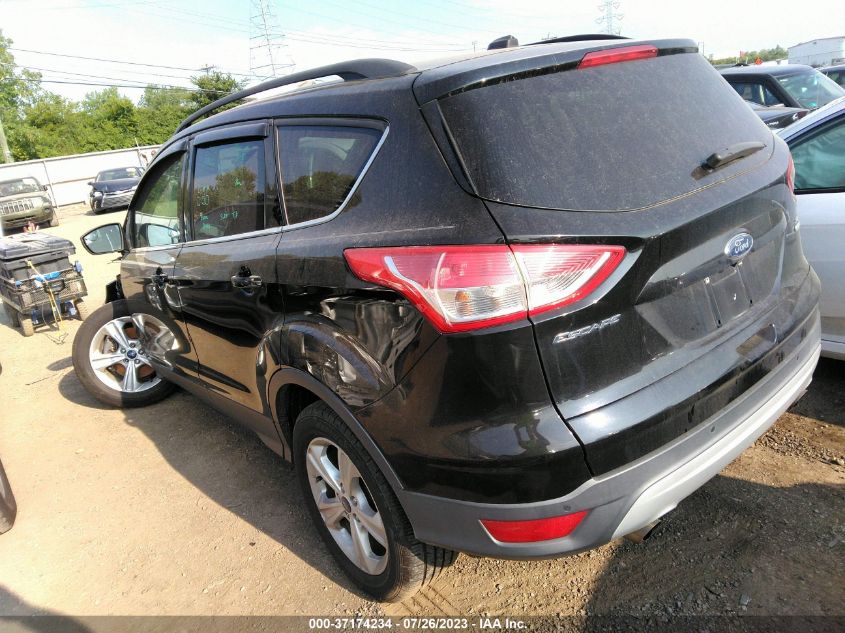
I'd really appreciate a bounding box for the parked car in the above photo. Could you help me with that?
[820,63,845,88]
[0,177,58,231]
[72,37,821,601]
[721,64,844,110]
[88,166,144,214]
[746,100,809,129]
[779,96,845,360]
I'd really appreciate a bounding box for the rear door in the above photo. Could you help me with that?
[172,122,284,418]
[121,145,201,384]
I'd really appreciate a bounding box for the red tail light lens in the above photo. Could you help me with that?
[481,511,588,543]
[344,244,625,333]
[786,153,796,196]
[513,244,626,316]
[578,44,658,69]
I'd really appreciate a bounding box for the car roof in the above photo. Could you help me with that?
[778,95,845,141]
[720,64,815,77]
[821,63,845,72]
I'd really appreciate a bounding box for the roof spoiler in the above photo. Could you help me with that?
[487,33,629,51]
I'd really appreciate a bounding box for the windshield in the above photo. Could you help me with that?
[97,167,143,181]
[0,178,42,197]
[777,70,844,109]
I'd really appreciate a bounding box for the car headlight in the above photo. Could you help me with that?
[93,191,103,198]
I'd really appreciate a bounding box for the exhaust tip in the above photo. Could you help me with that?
[624,520,660,544]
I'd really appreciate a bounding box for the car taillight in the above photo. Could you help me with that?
[344,244,625,333]
[578,44,658,69]
[786,153,796,196]
[480,511,588,543]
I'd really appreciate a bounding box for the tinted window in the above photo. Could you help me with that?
[827,71,845,87]
[191,139,266,239]
[439,53,771,211]
[132,154,183,248]
[278,126,381,225]
[98,167,143,181]
[777,70,844,109]
[791,118,845,190]
[731,81,782,106]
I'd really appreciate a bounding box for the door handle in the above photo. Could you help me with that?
[231,274,262,289]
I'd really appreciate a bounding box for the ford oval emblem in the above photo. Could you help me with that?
[725,232,753,261]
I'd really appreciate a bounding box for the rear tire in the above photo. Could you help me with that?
[74,298,91,320]
[72,299,176,408]
[19,315,34,337]
[293,401,456,602]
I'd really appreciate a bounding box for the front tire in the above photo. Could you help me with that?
[293,401,456,602]
[72,300,175,408]
[48,209,59,227]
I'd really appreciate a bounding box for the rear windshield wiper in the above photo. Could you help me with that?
[701,141,766,172]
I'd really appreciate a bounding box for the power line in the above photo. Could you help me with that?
[16,76,230,95]
[8,47,209,73]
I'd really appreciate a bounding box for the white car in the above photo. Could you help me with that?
[780,96,845,360]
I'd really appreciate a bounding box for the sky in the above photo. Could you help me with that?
[0,0,842,103]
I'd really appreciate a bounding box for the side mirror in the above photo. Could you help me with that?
[42,184,49,191]
[87,181,94,186]
[81,223,125,255]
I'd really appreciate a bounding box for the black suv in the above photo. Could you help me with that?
[73,38,821,601]
[720,64,845,110]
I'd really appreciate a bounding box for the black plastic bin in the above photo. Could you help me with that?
[0,233,89,337]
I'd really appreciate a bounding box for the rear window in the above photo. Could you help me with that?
[439,53,772,211]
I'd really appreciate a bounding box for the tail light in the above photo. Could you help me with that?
[578,44,658,69]
[786,153,796,196]
[344,244,625,333]
[481,511,588,543]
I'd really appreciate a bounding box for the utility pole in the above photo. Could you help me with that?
[596,0,623,36]
[0,115,13,164]
[250,0,294,81]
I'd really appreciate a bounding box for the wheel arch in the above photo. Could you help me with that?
[268,367,407,498]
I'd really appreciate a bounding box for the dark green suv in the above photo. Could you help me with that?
[0,177,58,231]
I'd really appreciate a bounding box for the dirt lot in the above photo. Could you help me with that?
[0,207,843,624]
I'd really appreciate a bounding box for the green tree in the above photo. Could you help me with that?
[137,85,190,145]
[1,30,45,161]
[710,45,788,66]
[188,71,244,112]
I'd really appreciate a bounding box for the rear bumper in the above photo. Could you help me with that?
[398,308,820,558]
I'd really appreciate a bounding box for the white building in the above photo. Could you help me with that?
[788,36,845,67]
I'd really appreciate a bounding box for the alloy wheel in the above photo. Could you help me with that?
[87,316,160,393]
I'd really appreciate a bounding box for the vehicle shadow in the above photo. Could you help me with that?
[0,585,92,631]
[788,357,845,427]
[55,371,366,598]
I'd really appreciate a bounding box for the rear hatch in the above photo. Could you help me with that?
[417,40,810,473]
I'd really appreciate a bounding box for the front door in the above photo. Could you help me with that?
[172,123,284,419]
[120,146,202,385]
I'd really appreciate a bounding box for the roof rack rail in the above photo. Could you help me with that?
[176,58,416,133]
[528,34,629,45]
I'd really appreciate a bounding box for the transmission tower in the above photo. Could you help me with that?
[250,0,294,80]
[596,0,623,35]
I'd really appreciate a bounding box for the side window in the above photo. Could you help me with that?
[731,81,781,106]
[277,125,382,226]
[791,119,845,191]
[132,153,184,248]
[191,139,266,239]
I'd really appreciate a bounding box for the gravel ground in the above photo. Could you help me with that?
[0,207,842,627]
